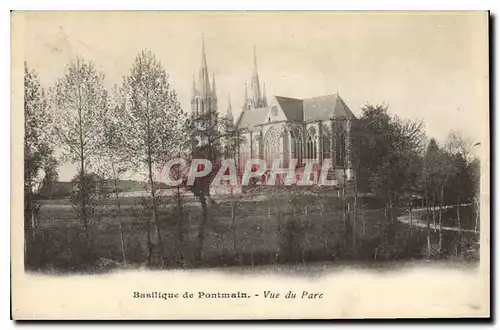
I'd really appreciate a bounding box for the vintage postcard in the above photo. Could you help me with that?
[11,11,490,319]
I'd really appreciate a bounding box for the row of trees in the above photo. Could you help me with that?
[24,49,480,270]
[24,50,241,269]
[346,104,480,258]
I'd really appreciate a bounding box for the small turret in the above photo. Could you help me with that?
[226,93,234,123]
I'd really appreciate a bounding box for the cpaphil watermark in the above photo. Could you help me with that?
[159,158,339,187]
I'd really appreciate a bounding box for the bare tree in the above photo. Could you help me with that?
[120,50,184,265]
[50,57,108,250]
[444,131,479,255]
[445,130,477,164]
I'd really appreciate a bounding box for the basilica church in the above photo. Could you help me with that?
[190,37,356,182]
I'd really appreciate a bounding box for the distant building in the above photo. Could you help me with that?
[191,37,356,183]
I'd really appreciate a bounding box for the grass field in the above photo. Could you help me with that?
[27,189,479,274]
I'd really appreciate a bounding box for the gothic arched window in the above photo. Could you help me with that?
[322,124,332,162]
[281,128,290,167]
[252,134,260,158]
[291,127,304,165]
[239,140,250,173]
[264,126,281,167]
[306,126,318,160]
[334,120,346,168]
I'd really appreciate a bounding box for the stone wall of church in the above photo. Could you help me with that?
[236,118,353,180]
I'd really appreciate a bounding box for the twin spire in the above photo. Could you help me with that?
[226,93,233,123]
[191,35,267,120]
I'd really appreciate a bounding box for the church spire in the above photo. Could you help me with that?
[212,73,217,110]
[212,73,217,97]
[192,35,217,117]
[250,45,262,107]
[262,82,267,106]
[253,45,259,77]
[201,34,207,70]
[192,73,197,95]
[198,34,211,97]
[226,92,233,123]
[243,82,249,110]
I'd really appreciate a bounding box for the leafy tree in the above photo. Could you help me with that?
[24,63,55,265]
[50,57,108,250]
[352,103,425,257]
[38,156,59,199]
[69,171,110,229]
[158,110,191,267]
[354,104,424,203]
[120,50,184,265]
[96,85,134,268]
[443,131,480,254]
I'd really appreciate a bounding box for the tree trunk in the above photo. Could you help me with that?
[388,197,395,246]
[384,204,389,255]
[24,181,36,265]
[474,200,479,234]
[304,207,311,263]
[26,180,37,240]
[143,149,154,265]
[112,163,127,268]
[176,186,184,252]
[361,211,365,235]
[438,185,444,253]
[342,168,347,229]
[424,187,430,228]
[352,173,358,250]
[317,192,329,248]
[425,188,432,259]
[80,155,90,250]
[147,159,163,266]
[409,197,413,233]
[231,185,237,254]
[195,193,209,264]
[77,105,90,251]
[432,193,436,233]
[426,234,431,259]
[457,197,462,256]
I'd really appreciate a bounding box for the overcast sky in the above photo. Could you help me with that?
[19,11,488,181]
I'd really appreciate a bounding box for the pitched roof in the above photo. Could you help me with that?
[235,107,269,130]
[303,94,355,121]
[236,93,355,130]
[274,96,304,122]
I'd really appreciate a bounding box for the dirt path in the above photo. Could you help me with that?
[397,204,477,233]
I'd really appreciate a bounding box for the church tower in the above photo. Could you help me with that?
[191,35,218,150]
[191,35,217,119]
[243,46,268,110]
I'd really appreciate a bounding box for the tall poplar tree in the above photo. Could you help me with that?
[50,57,108,249]
[120,50,184,265]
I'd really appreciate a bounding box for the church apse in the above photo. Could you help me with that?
[190,38,357,185]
